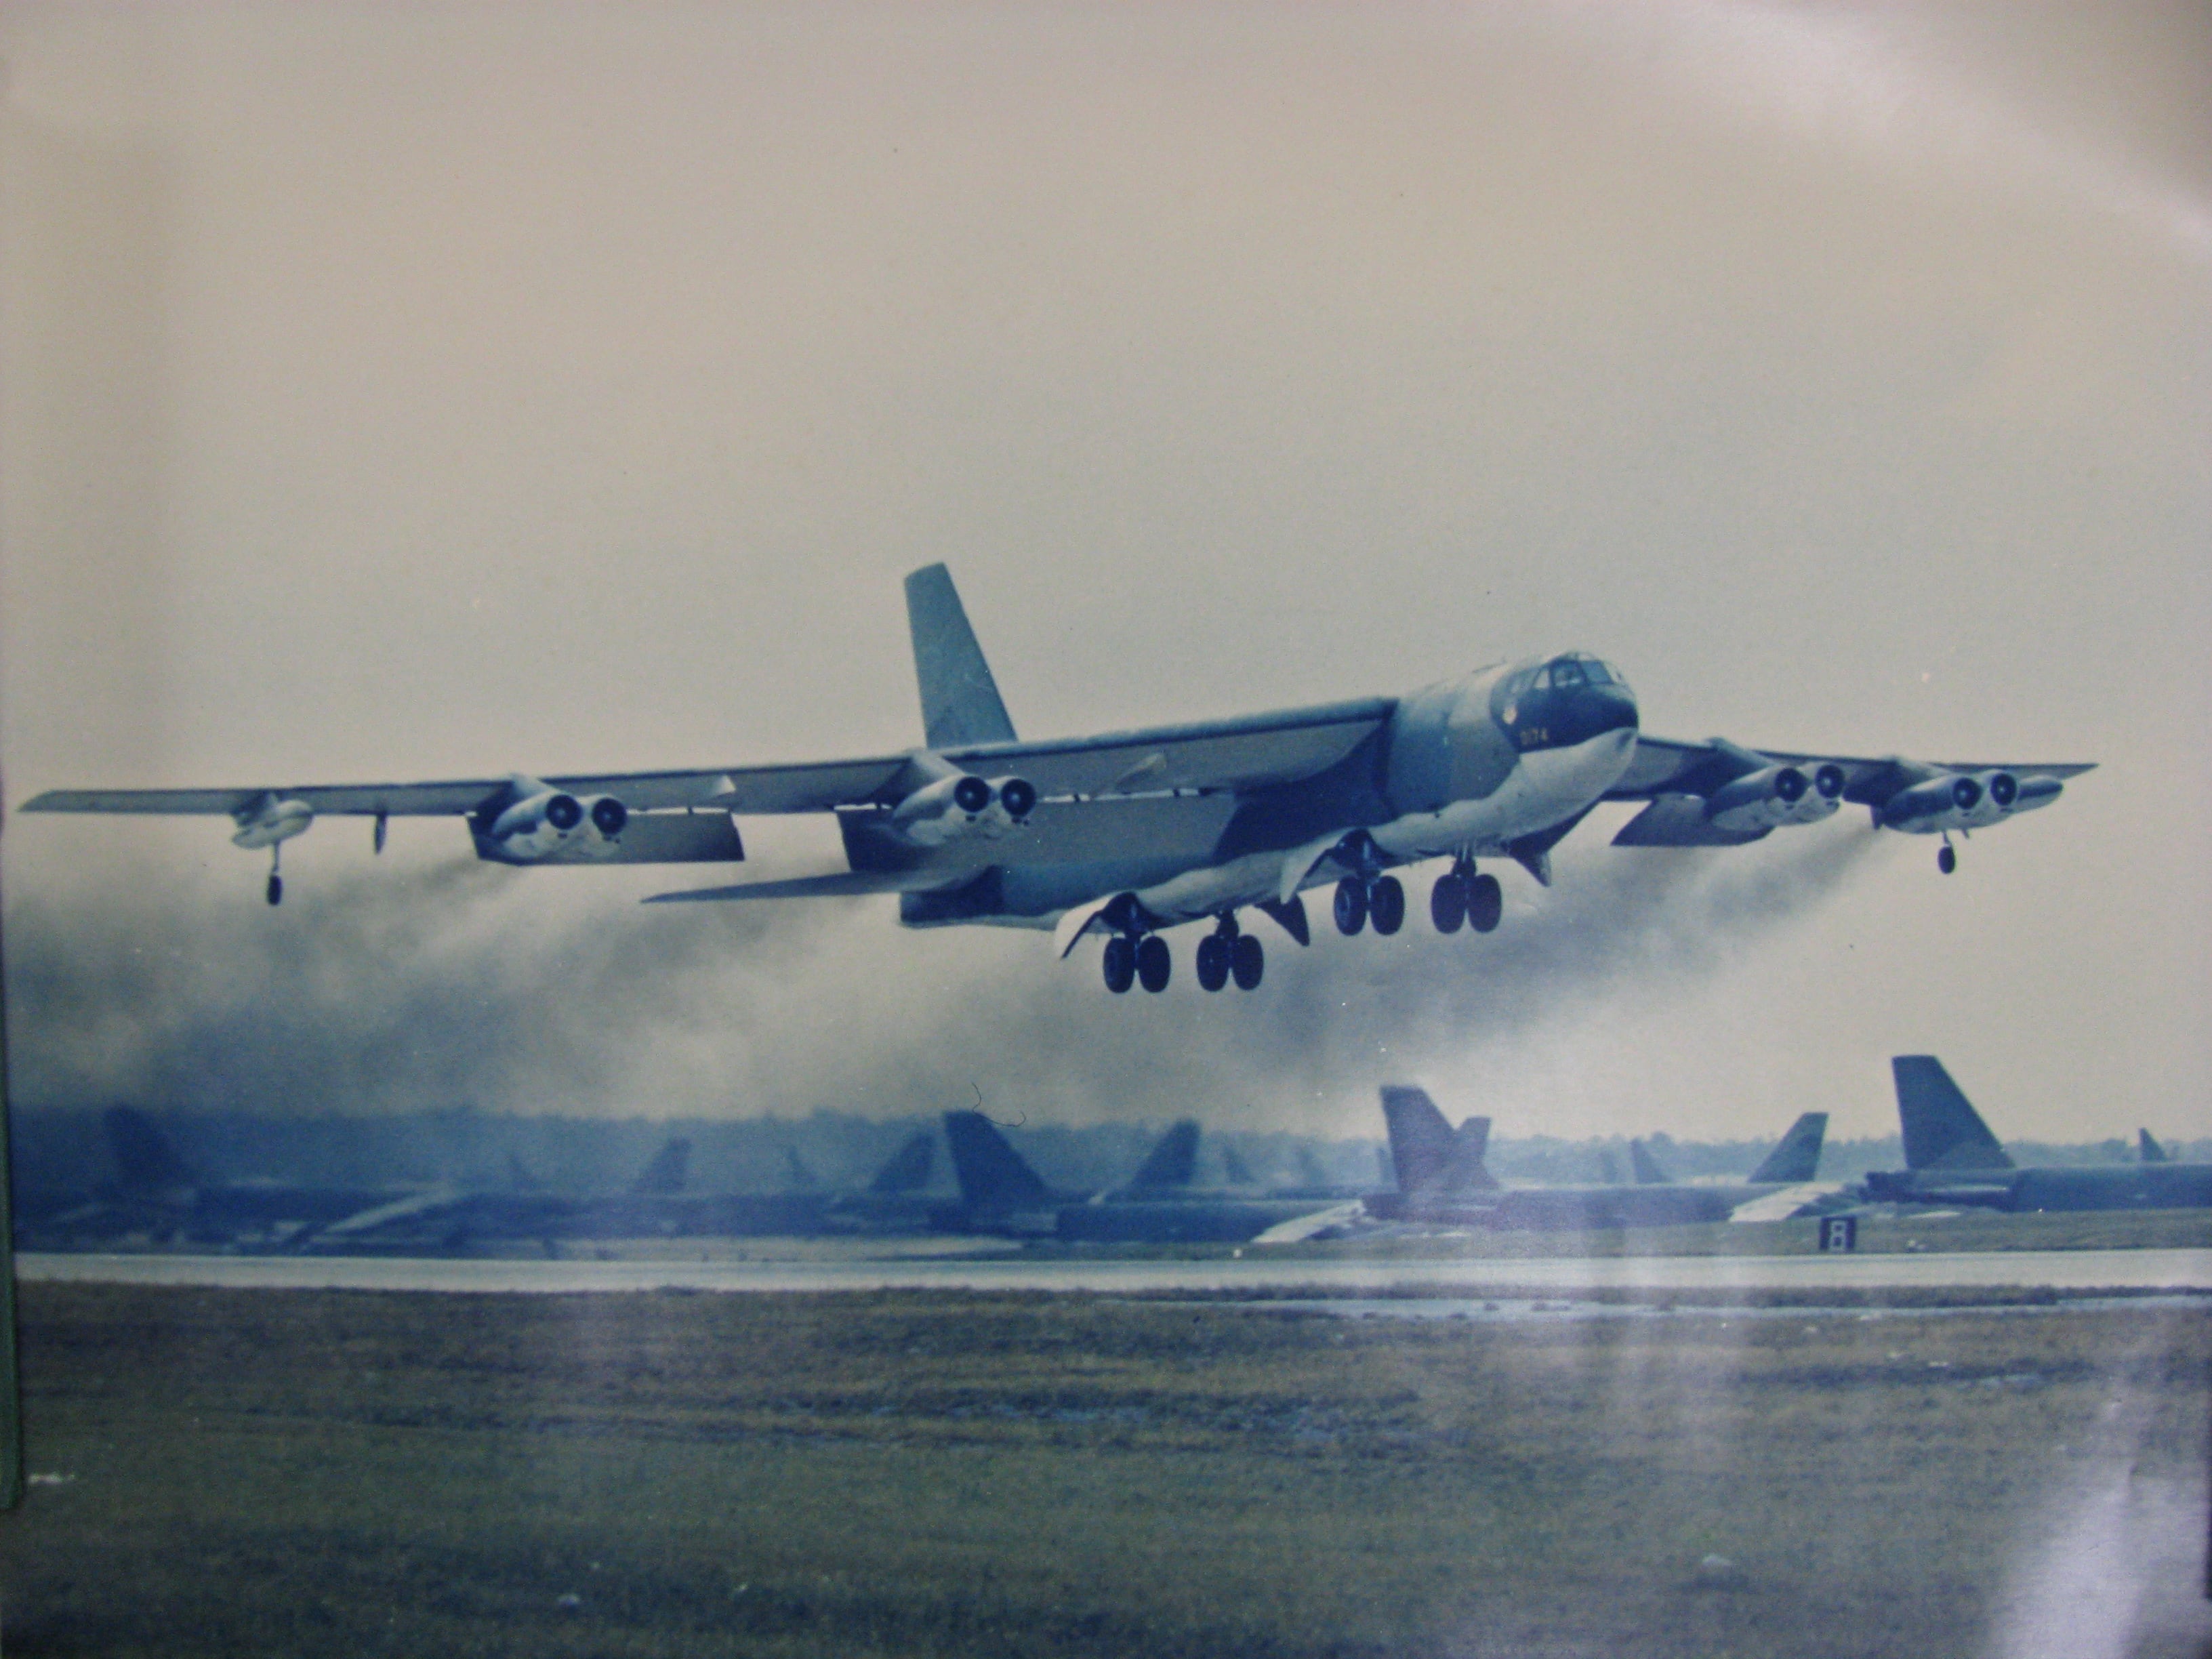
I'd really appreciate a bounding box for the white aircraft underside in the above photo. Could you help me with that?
[19,564,2092,996]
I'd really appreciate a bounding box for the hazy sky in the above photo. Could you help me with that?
[3,2,2207,1143]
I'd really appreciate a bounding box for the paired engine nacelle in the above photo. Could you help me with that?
[890,773,1037,846]
[483,785,629,862]
[1879,769,2058,834]
[1704,761,1845,834]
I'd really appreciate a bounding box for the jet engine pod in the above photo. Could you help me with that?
[1879,773,1982,832]
[992,777,1037,822]
[1704,763,1839,833]
[952,775,993,815]
[486,787,590,861]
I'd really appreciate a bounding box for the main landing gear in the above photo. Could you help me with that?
[1429,860,1501,935]
[1332,874,1406,937]
[1104,914,1265,995]
[1101,933,1171,994]
[1194,914,1264,993]
[266,846,285,907]
[1937,836,1957,875]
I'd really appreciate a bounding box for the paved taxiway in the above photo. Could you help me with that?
[19,1246,2212,1296]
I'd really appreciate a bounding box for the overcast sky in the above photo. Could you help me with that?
[3,2,2207,1145]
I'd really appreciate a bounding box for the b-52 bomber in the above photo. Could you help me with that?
[20,567,2092,996]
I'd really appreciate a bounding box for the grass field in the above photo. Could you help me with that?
[3,1282,2207,1657]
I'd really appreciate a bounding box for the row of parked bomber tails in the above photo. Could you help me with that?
[24,1057,2207,1254]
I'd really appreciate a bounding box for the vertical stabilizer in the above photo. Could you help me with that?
[1893,1056,2012,1171]
[2139,1128,2169,1164]
[631,1138,691,1196]
[1748,1113,1828,1184]
[1596,1149,1622,1185]
[1629,1140,1669,1185]
[1126,1121,1200,1191]
[868,1131,937,1195]
[943,1111,1055,1210]
[905,565,1017,750]
[1220,1145,1257,1187]
[104,1107,195,1196]
[1380,1086,1458,1193]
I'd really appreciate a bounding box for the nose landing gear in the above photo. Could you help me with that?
[266,846,285,907]
[1937,838,1957,874]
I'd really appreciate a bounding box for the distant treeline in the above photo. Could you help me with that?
[12,1107,2203,1202]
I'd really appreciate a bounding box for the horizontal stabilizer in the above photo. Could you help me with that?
[1727,1183,1841,1223]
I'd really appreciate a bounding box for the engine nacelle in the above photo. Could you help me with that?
[1879,773,1982,833]
[230,796,314,850]
[483,785,630,862]
[1705,762,1843,834]
[888,773,1037,846]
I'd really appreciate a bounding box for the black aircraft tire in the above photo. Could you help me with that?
[1430,872,1466,933]
[1195,934,1229,992]
[1103,936,1136,994]
[1136,935,1172,993]
[1333,878,1368,936]
[266,874,284,907]
[1231,933,1264,991]
[1467,873,1503,933]
[1938,844,1957,874]
[1370,875,1406,936]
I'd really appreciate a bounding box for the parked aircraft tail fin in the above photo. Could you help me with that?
[905,565,1017,750]
[1748,1113,1828,1184]
[631,1137,690,1196]
[1448,1115,1499,1193]
[783,1147,821,1191]
[2139,1128,2169,1164]
[1629,1139,1669,1185]
[943,1111,1055,1210]
[103,1107,194,1195]
[1893,1056,2012,1171]
[868,1131,937,1195]
[1220,1145,1257,1187]
[1126,1121,1200,1191]
[1380,1086,1458,1193]
[1596,1149,1622,1185]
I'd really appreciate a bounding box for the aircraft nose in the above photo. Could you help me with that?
[1578,682,1639,739]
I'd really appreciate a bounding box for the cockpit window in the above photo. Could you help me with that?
[1549,659,1585,688]
[1582,659,1612,686]
[1530,667,1550,690]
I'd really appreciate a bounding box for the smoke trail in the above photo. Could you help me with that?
[4,813,1883,1131]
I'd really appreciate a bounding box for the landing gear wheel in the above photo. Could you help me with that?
[1333,877,1368,936]
[1467,872,1503,933]
[1195,934,1230,992]
[1937,843,1957,875]
[1369,875,1406,936]
[1103,936,1136,994]
[1136,935,1172,994]
[1230,933,1265,990]
[266,874,284,907]
[1430,872,1467,934]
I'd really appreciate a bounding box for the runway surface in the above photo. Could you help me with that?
[19,1246,2212,1296]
